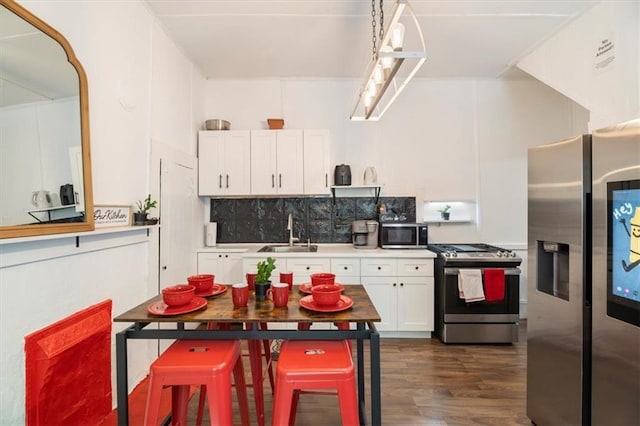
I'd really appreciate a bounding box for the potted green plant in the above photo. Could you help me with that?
[256,257,276,284]
[254,257,276,301]
[438,204,451,221]
[134,194,157,225]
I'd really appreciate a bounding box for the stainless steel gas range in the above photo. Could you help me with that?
[428,243,522,343]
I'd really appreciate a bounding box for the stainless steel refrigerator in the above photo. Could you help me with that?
[527,119,640,425]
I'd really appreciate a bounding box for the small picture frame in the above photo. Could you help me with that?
[94,205,132,228]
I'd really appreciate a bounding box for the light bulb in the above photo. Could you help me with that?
[390,22,405,51]
[380,46,393,72]
[373,64,384,84]
[368,80,377,97]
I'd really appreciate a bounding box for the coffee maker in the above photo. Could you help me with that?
[352,220,379,249]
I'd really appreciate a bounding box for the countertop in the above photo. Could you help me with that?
[197,243,437,259]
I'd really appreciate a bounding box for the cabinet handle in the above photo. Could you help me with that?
[271,174,275,188]
[393,283,397,287]
[306,266,310,270]
[377,266,381,270]
[226,174,229,188]
[415,266,419,270]
[219,174,222,189]
[400,282,404,287]
[218,254,222,258]
[325,173,328,187]
[344,266,348,270]
[279,173,282,188]
[225,254,228,258]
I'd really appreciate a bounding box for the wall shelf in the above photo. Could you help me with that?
[330,185,382,204]
[423,200,475,225]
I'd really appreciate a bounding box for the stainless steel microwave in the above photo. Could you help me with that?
[379,223,428,249]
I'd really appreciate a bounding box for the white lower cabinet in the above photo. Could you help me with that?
[361,258,434,333]
[197,252,244,284]
[284,257,331,284]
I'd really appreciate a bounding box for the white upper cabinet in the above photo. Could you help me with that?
[250,130,303,195]
[303,129,331,195]
[198,130,251,196]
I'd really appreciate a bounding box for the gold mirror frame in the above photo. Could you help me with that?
[0,0,94,239]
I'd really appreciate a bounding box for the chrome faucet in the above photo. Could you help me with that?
[287,213,299,246]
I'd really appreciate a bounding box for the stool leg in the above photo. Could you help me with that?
[259,322,275,392]
[248,338,265,426]
[195,386,207,426]
[337,379,359,426]
[233,354,250,426]
[206,375,233,426]
[271,380,295,426]
[171,385,190,426]
[143,375,162,426]
[289,390,301,426]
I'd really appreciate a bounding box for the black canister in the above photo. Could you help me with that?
[334,164,352,186]
[60,184,75,205]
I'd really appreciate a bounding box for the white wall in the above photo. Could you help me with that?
[0,1,204,423]
[517,1,640,129]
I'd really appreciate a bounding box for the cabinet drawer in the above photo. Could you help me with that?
[330,258,361,276]
[360,258,397,276]
[397,259,433,276]
[285,257,331,282]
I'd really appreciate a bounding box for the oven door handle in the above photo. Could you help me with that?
[444,267,521,276]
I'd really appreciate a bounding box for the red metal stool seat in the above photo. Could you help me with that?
[272,340,358,426]
[144,339,249,426]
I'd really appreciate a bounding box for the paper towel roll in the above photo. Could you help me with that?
[205,222,217,246]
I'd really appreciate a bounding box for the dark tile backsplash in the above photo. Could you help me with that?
[210,196,416,244]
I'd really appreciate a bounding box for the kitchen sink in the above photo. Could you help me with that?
[258,244,318,253]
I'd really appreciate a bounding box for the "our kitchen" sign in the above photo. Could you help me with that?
[94,205,131,228]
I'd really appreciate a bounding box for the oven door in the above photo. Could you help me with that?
[443,267,520,322]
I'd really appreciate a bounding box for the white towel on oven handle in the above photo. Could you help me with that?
[458,269,485,302]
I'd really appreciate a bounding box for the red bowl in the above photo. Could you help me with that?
[310,272,336,286]
[187,274,214,293]
[162,284,196,307]
[311,284,342,306]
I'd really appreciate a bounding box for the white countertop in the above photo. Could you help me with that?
[197,243,437,259]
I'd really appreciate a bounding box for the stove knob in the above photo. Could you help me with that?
[451,252,457,258]
[510,251,517,257]
[497,251,504,257]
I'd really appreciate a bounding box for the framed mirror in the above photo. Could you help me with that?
[0,0,94,239]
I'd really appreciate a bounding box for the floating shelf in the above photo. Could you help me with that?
[330,185,382,204]
[423,200,475,225]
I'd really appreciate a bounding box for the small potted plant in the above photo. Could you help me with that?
[255,257,276,301]
[134,194,157,225]
[438,204,451,221]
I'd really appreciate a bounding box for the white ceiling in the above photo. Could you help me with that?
[145,0,599,80]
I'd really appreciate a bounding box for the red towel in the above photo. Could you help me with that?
[483,269,505,302]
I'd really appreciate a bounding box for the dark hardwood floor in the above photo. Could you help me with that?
[189,322,529,425]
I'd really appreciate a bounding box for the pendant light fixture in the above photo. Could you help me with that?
[350,0,427,121]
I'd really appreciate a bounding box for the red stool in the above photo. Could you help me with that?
[202,322,274,426]
[272,340,358,426]
[144,339,249,426]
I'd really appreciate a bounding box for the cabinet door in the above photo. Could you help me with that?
[250,131,277,194]
[223,132,251,195]
[397,276,434,331]
[303,129,331,195]
[221,252,244,284]
[361,276,397,331]
[198,252,223,276]
[198,132,224,196]
[285,257,331,284]
[275,130,304,194]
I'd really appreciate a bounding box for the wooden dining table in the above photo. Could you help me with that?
[114,284,382,425]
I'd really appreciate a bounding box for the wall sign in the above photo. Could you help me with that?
[594,35,615,73]
[94,205,131,228]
